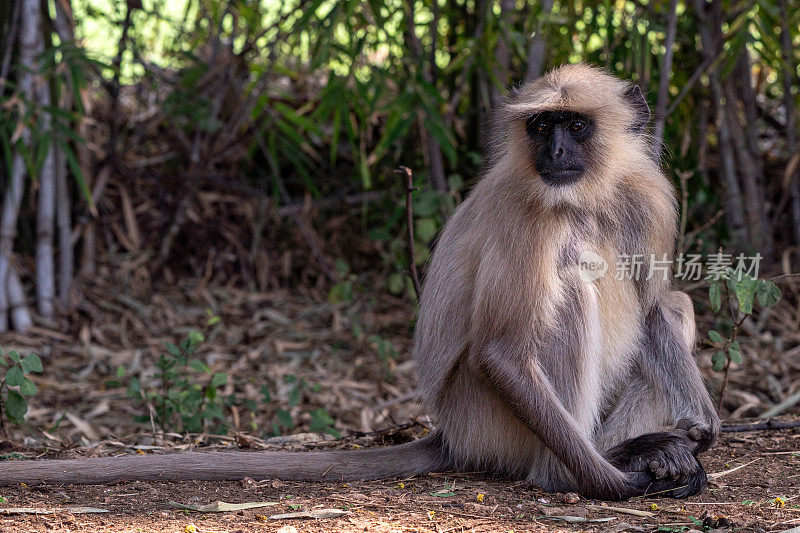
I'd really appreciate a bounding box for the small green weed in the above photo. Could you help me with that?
[125,328,228,435]
[271,375,340,438]
[0,349,43,430]
[706,266,781,407]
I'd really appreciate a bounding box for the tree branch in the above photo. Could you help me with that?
[395,166,421,300]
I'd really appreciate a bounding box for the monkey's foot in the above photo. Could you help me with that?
[676,418,717,454]
[624,466,707,499]
[606,431,708,499]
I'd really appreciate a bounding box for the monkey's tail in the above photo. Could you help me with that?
[0,433,450,485]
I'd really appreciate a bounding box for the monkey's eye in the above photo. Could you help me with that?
[525,115,553,139]
[569,120,587,133]
[526,119,550,135]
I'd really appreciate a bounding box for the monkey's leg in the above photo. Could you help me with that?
[596,381,708,499]
[596,291,720,498]
[474,340,647,501]
[636,291,720,448]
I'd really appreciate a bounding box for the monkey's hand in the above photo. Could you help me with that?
[676,417,719,455]
[606,430,707,499]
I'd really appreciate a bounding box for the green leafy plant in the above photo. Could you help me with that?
[272,374,303,434]
[429,480,456,497]
[707,267,781,408]
[270,375,340,438]
[328,259,358,304]
[0,349,43,431]
[308,408,338,436]
[126,329,228,435]
[368,334,400,377]
[0,453,26,461]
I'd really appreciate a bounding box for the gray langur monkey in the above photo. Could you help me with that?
[1,64,719,500]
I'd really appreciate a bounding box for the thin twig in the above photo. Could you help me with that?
[395,166,422,300]
[676,170,691,254]
[722,418,800,433]
[717,283,747,411]
[665,56,713,116]
[707,458,760,479]
[682,209,724,252]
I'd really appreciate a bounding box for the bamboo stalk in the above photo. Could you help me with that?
[17,0,57,319]
[525,0,554,81]
[8,266,31,331]
[36,147,57,319]
[0,152,30,332]
[0,0,38,332]
[724,79,773,261]
[53,0,76,304]
[652,0,678,160]
[692,0,748,246]
[779,0,800,265]
[56,144,73,306]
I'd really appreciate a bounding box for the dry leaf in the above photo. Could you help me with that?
[539,515,617,523]
[586,504,654,517]
[0,507,109,515]
[269,509,351,520]
[169,500,278,512]
[64,411,100,441]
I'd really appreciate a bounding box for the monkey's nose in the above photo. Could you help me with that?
[550,133,566,159]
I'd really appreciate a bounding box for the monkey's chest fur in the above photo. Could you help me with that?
[421,220,647,490]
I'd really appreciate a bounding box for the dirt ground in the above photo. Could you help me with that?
[0,280,798,532]
[1,428,799,532]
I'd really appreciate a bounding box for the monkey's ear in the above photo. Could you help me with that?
[623,84,650,132]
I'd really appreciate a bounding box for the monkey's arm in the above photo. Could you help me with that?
[474,340,640,500]
[598,291,719,453]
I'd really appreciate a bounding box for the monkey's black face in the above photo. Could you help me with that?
[526,111,594,186]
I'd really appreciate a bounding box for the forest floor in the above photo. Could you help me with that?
[0,278,798,532]
[0,428,799,532]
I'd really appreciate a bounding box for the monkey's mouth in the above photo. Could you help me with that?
[539,167,585,186]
